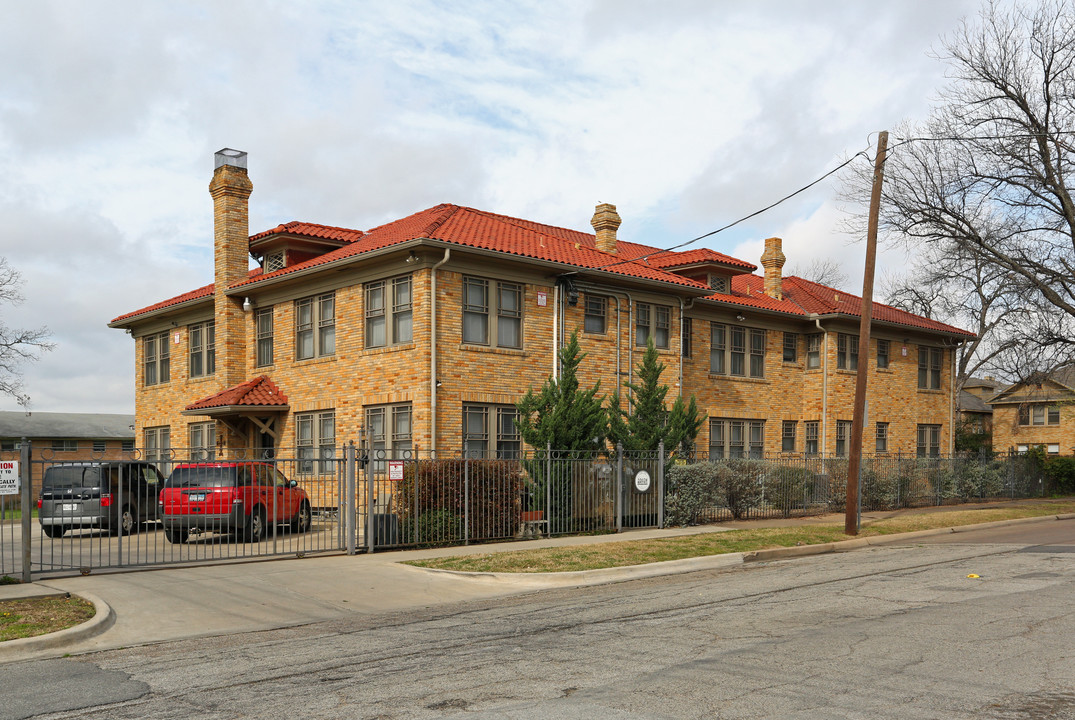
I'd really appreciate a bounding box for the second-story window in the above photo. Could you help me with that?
[710,323,765,378]
[366,276,413,348]
[877,339,890,369]
[462,277,522,348]
[783,332,798,362]
[256,308,273,367]
[144,331,170,386]
[584,294,607,334]
[806,334,822,369]
[189,320,215,378]
[296,292,335,360]
[918,346,943,389]
[636,303,671,349]
[837,333,858,371]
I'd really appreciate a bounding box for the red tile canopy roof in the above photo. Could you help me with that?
[185,375,288,412]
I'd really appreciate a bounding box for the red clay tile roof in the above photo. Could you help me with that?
[249,221,365,244]
[111,203,972,338]
[109,269,263,325]
[230,204,708,291]
[185,375,288,411]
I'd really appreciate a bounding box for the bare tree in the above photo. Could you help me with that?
[787,258,850,290]
[0,258,53,406]
[844,0,1075,382]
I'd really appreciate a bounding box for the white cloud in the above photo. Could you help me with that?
[0,0,985,412]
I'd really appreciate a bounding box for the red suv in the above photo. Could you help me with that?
[160,462,312,544]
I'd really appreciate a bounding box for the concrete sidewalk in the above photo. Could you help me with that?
[1,498,1072,663]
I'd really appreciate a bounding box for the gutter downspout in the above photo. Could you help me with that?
[430,248,451,453]
[553,284,560,380]
[815,318,829,456]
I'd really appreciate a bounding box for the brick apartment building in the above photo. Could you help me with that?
[108,149,972,463]
[989,368,1075,455]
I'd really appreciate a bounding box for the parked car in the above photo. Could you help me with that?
[160,462,312,544]
[38,461,165,538]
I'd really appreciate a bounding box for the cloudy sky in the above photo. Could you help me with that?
[0,0,984,414]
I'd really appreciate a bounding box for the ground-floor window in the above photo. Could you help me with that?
[875,422,889,454]
[188,422,216,461]
[805,421,819,456]
[835,420,852,457]
[144,426,171,470]
[708,418,764,459]
[916,424,941,458]
[781,421,796,452]
[463,404,521,458]
[297,410,335,474]
[366,403,413,470]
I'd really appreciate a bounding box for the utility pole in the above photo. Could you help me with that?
[846,131,888,536]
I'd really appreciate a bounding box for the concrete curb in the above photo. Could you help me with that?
[0,592,114,657]
[412,512,1075,585]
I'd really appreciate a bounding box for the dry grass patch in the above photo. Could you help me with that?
[0,596,95,641]
[405,500,1075,574]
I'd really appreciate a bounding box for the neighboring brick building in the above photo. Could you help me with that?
[0,411,136,491]
[989,368,1075,455]
[108,149,972,465]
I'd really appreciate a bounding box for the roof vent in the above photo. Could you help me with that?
[214,148,248,170]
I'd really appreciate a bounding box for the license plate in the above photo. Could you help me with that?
[188,493,206,501]
[61,503,78,512]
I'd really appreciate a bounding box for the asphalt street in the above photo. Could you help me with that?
[3,520,1073,719]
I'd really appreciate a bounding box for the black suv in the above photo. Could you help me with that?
[38,462,165,538]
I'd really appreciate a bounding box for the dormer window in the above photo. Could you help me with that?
[709,274,729,293]
[265,251,285,273]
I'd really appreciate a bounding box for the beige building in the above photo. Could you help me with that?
[109,149,972,465]
[989,368,1075,455]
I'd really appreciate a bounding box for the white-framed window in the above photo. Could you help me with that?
[805,421,819,456]
[781,421,796,452]
[189,422,216,461]
[297,410,335,474]
[1019,404,1061,425]
[51,439,77,452]
[365,275,413,348]
[708,418,764,459]
[366,403,413,470]
[877,339,890,369]
[636,302,671,349]
[710,324,765,378]
[463,277,522,348]
[837,334,858,371]
[918,347,943,390]
[188,320,216,378]
[917,424,941,458]
[835,420,852,457]
[584,294,607,334]
[296,293,335,360]
[256,308,274,367]
[806,334,822,370]
[783,333,798,363]
[144,426,171,466]
[463,404,521,458]
[143,331,170,386]
[875,422,889,453]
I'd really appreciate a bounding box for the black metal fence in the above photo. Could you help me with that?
[665,452,1048,524]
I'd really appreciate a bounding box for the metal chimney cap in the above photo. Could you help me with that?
[214,148,247,170]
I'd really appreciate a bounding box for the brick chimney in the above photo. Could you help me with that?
[760,237,785,300]
[209,149,253,388]
[591,203,621,255]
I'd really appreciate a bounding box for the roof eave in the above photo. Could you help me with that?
[182,404,290,417]
[108,295,213,330]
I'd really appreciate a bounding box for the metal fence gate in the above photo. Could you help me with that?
[0,442,665,579]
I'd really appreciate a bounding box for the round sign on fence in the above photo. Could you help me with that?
[634,469,651,493]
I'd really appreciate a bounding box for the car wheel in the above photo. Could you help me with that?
[42,525,65,539]
[114,506,138,536]
[164,527,187,544]
[291,501,311,533]
[246,507,266,543]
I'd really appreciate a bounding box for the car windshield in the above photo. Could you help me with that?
[43,466,101,489]
[168,466,238,489]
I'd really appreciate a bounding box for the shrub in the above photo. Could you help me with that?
[764,465,810,518]
[1043,456,1075,495]
[825,460,849,513]
[664,462,721,526]
[396,459,523,541]
[717,459,766,519]
[400,509,461,546]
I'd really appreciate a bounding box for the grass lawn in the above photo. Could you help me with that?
[0,596,95,641]
[405,500,1075,573]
